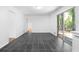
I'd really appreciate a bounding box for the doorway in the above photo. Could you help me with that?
[57,8,75,51]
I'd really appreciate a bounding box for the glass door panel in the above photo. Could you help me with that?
[57,14,64,39]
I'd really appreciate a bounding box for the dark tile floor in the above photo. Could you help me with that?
[0,33,72,52]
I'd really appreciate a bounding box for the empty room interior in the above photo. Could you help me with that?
[0,6,79,52]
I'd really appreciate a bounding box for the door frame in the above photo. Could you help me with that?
[57,7,75,39]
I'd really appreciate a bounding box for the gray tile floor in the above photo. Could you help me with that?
[0,33,72,52]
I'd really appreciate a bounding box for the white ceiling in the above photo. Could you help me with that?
[15,6,59,15]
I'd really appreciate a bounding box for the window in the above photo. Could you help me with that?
[57,8,75,38]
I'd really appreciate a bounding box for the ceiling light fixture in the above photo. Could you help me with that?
[33,6,43,10]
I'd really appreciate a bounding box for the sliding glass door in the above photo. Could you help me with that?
[57,8,75,51]
[57,14,64,39]
[57,8,75,40]
[63,8,75,38]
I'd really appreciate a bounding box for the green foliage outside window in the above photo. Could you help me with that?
[64,16,73,31]
[64,8,74,31]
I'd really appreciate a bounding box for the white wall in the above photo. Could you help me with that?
[28,15,51,33]
[72,7,79,52]
[50,6,73,36]
[10,7,27,38]
[75,7,79,31]
[0,7,27,48]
